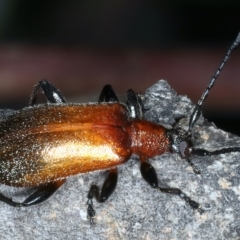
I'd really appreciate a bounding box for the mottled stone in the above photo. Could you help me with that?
[0,80,239,240]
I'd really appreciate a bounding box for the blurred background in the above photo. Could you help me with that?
[0,1,240,134]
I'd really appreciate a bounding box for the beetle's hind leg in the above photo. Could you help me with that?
[29,80,66,105]
[87,168,118,224]
[140,161,204,214]
[98,84,119,102]
[0,180,65,207]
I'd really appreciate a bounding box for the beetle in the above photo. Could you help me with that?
[0,32,240,225]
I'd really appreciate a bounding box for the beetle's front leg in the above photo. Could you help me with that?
[0,180,65,207]
[87,168,118,224]
[29,80,66,105]
[140,161,204,214]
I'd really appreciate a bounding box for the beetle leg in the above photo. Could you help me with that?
[0,180,65,207]
[126,89,143,119]
[29,80,66,105]
[140,161,204,214]
[98,84,119,102]
[87,168,118,224]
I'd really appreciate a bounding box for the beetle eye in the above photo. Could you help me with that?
[179,140,191,158]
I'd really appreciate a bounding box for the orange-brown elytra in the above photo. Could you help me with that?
[0,32,240,224]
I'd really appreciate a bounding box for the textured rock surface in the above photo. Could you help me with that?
[0,80,240,240]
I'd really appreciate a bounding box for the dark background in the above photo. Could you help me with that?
[0,1,240,134]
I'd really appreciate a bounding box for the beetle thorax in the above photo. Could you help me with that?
[128,120,170,159]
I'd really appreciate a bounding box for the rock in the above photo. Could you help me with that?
[0,80,239,240]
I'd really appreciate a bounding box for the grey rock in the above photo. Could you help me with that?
[0,80,239,240]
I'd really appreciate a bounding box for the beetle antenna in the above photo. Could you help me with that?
[188,31,240,132]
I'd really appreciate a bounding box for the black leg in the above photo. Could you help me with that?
[29,80,66,105]
[140,161,203,214]
[98,85,143,119]
[87,168,118,224]
[92,86,119,223]
[126,89,143,119]
[0,180,65,207]
[98,85,119,103]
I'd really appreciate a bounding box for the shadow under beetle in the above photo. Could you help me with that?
[0,32,240,225]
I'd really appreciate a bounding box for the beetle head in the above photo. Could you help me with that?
[168,129,193,159]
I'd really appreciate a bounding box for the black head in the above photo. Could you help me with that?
[167,128,201,174]
[168,129,192,159]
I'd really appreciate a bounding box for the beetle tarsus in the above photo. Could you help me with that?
[179,192,204,214]
[87,199,96,225]
[86,168,118,223]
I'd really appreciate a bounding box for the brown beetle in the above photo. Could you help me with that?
[0,32,239,224]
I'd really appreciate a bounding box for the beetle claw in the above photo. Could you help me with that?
[188,199,204,214]
[87,199,96,225]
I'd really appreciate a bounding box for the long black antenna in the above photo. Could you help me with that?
[188,31,240,132]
